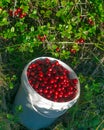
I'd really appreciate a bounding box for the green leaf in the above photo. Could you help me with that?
[18,105,23,112]
[11,27,15,32]
[9,82,14,89]
[85,84,89,90]
[6,47,14,53]
[20,5,29,13]
[45,10,52,18]
[6,0,10,3]
[33,9,37,15]
[54,52,59,57]
[52,44,57,49]
[15,105,23,113]
[7,114,14,121]
[56,10,62,17]
[31,26,34,32]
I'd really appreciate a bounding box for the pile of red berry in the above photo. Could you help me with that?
[27,58,78,102]
[9,8,27,18]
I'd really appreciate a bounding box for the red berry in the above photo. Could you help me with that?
[70,49,76,54]
[50,79,55,84]
[14,10,18,16]
[39,89,43,93]
[9,10,13,16]
[60,75,64,80]
[37,35,46,42]
[47,72,51,77]
[55,76,59,80]
[76,38,85,44]
[44,89,48,94]
[30,72,35,76]
[19,12,27,18]
[49,90,53,94]
[19,14,24,18]
[80,15,83,19]
[88,19,94,25]
[46,94,51,99]
[17,8,22,14]
[45,58,50,64]
[39,72,43,77]
[48,67,53,72]
[34,82,39,89]
[71,79,78,85]
[56,47,60,52]
[55,61,59,66]
[22,12,27,17]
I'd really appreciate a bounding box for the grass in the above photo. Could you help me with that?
[0,0,104,130]
[0,40,104,130]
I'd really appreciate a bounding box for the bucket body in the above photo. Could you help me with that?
[13,57,80,130]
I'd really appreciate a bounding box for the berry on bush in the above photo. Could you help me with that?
[70,49,76,54]
[76,38,85,44]
[8,8,27,18]
[88,18,94,26]
[56,47,60,52]
[27,58,78,102]
[37,35,47,42]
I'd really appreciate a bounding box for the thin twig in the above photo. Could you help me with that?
[91,55,104,76]
[13,0,17,17]
[96,120,104,130]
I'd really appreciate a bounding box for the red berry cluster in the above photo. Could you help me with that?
[37,35,46,42]
[76,38,85,44]
[9,8,27,18]
[27,58,78,102]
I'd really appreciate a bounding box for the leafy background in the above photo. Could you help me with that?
[0,0,104,130]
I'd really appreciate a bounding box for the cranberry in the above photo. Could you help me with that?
[53,84,57,88]
[55,61,59,66]
[70,49,76,54]
[48,67,53,72]
[37,35,46,42]
[88,19,94,25]
[38,72,44,77]
[22,12,27,17]
[19,14,24,18]
[9,10,13,16]
[50,79,55,84]
[80,15,83,19]
[14,10,19,16]
[34,82,39,89]
[43,89,48,94]
[30,72,35,76]
[17,8,22,14]
[46,94,51,99]
[76,38,85,44]
[56,47,60,52]
[71,79,78,85]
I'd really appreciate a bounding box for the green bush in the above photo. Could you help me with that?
[0,0,104,130]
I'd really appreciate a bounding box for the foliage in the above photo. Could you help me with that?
[0,0,104,130]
